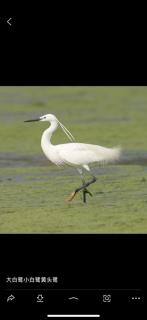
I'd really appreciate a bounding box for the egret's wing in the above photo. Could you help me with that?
[57,143,121,166]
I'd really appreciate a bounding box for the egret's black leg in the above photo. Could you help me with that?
[82,179,87,203]
[67,175,96,202]
[82,178,93,203]
[76,176,96,194]
[83,188,93,203]
[83,188,86,203]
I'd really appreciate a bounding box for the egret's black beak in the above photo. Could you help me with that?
[24,118,40,122]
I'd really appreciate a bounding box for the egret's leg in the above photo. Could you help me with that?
[67,176,96,202]
[78,168,93,203]
[81,177,93,203]
[67,167,96,202]
[83,187,93,203]
[75,176,96,193]
[77,169,88,203]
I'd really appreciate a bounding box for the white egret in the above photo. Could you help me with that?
[24,114,121,203]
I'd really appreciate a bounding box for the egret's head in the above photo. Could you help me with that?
[24,113,58,123]
[39,114,58,122]
[24,113,76,142]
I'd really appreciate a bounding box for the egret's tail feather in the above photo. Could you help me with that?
[103,146,121,163]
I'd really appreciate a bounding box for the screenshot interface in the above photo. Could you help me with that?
[0,235,146,319]
[0,273,145,319]
[0,13,147,320]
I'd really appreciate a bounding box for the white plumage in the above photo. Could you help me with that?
[25,113,121,202]
[55,143,120,166]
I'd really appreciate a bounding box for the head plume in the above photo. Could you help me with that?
[58,120,76,142]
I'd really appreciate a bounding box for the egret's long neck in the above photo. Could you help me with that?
[41,121,58,147]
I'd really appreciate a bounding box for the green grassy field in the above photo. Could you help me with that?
[0,86,147,233]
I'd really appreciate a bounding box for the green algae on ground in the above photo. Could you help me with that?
[0,165,147,233]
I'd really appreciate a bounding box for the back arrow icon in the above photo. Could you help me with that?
[7,18,12,26]
[7,294,15,302]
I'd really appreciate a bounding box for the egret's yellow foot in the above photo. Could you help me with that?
[66,191,77,202]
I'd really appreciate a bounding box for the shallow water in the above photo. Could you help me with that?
[1,150,147,168]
